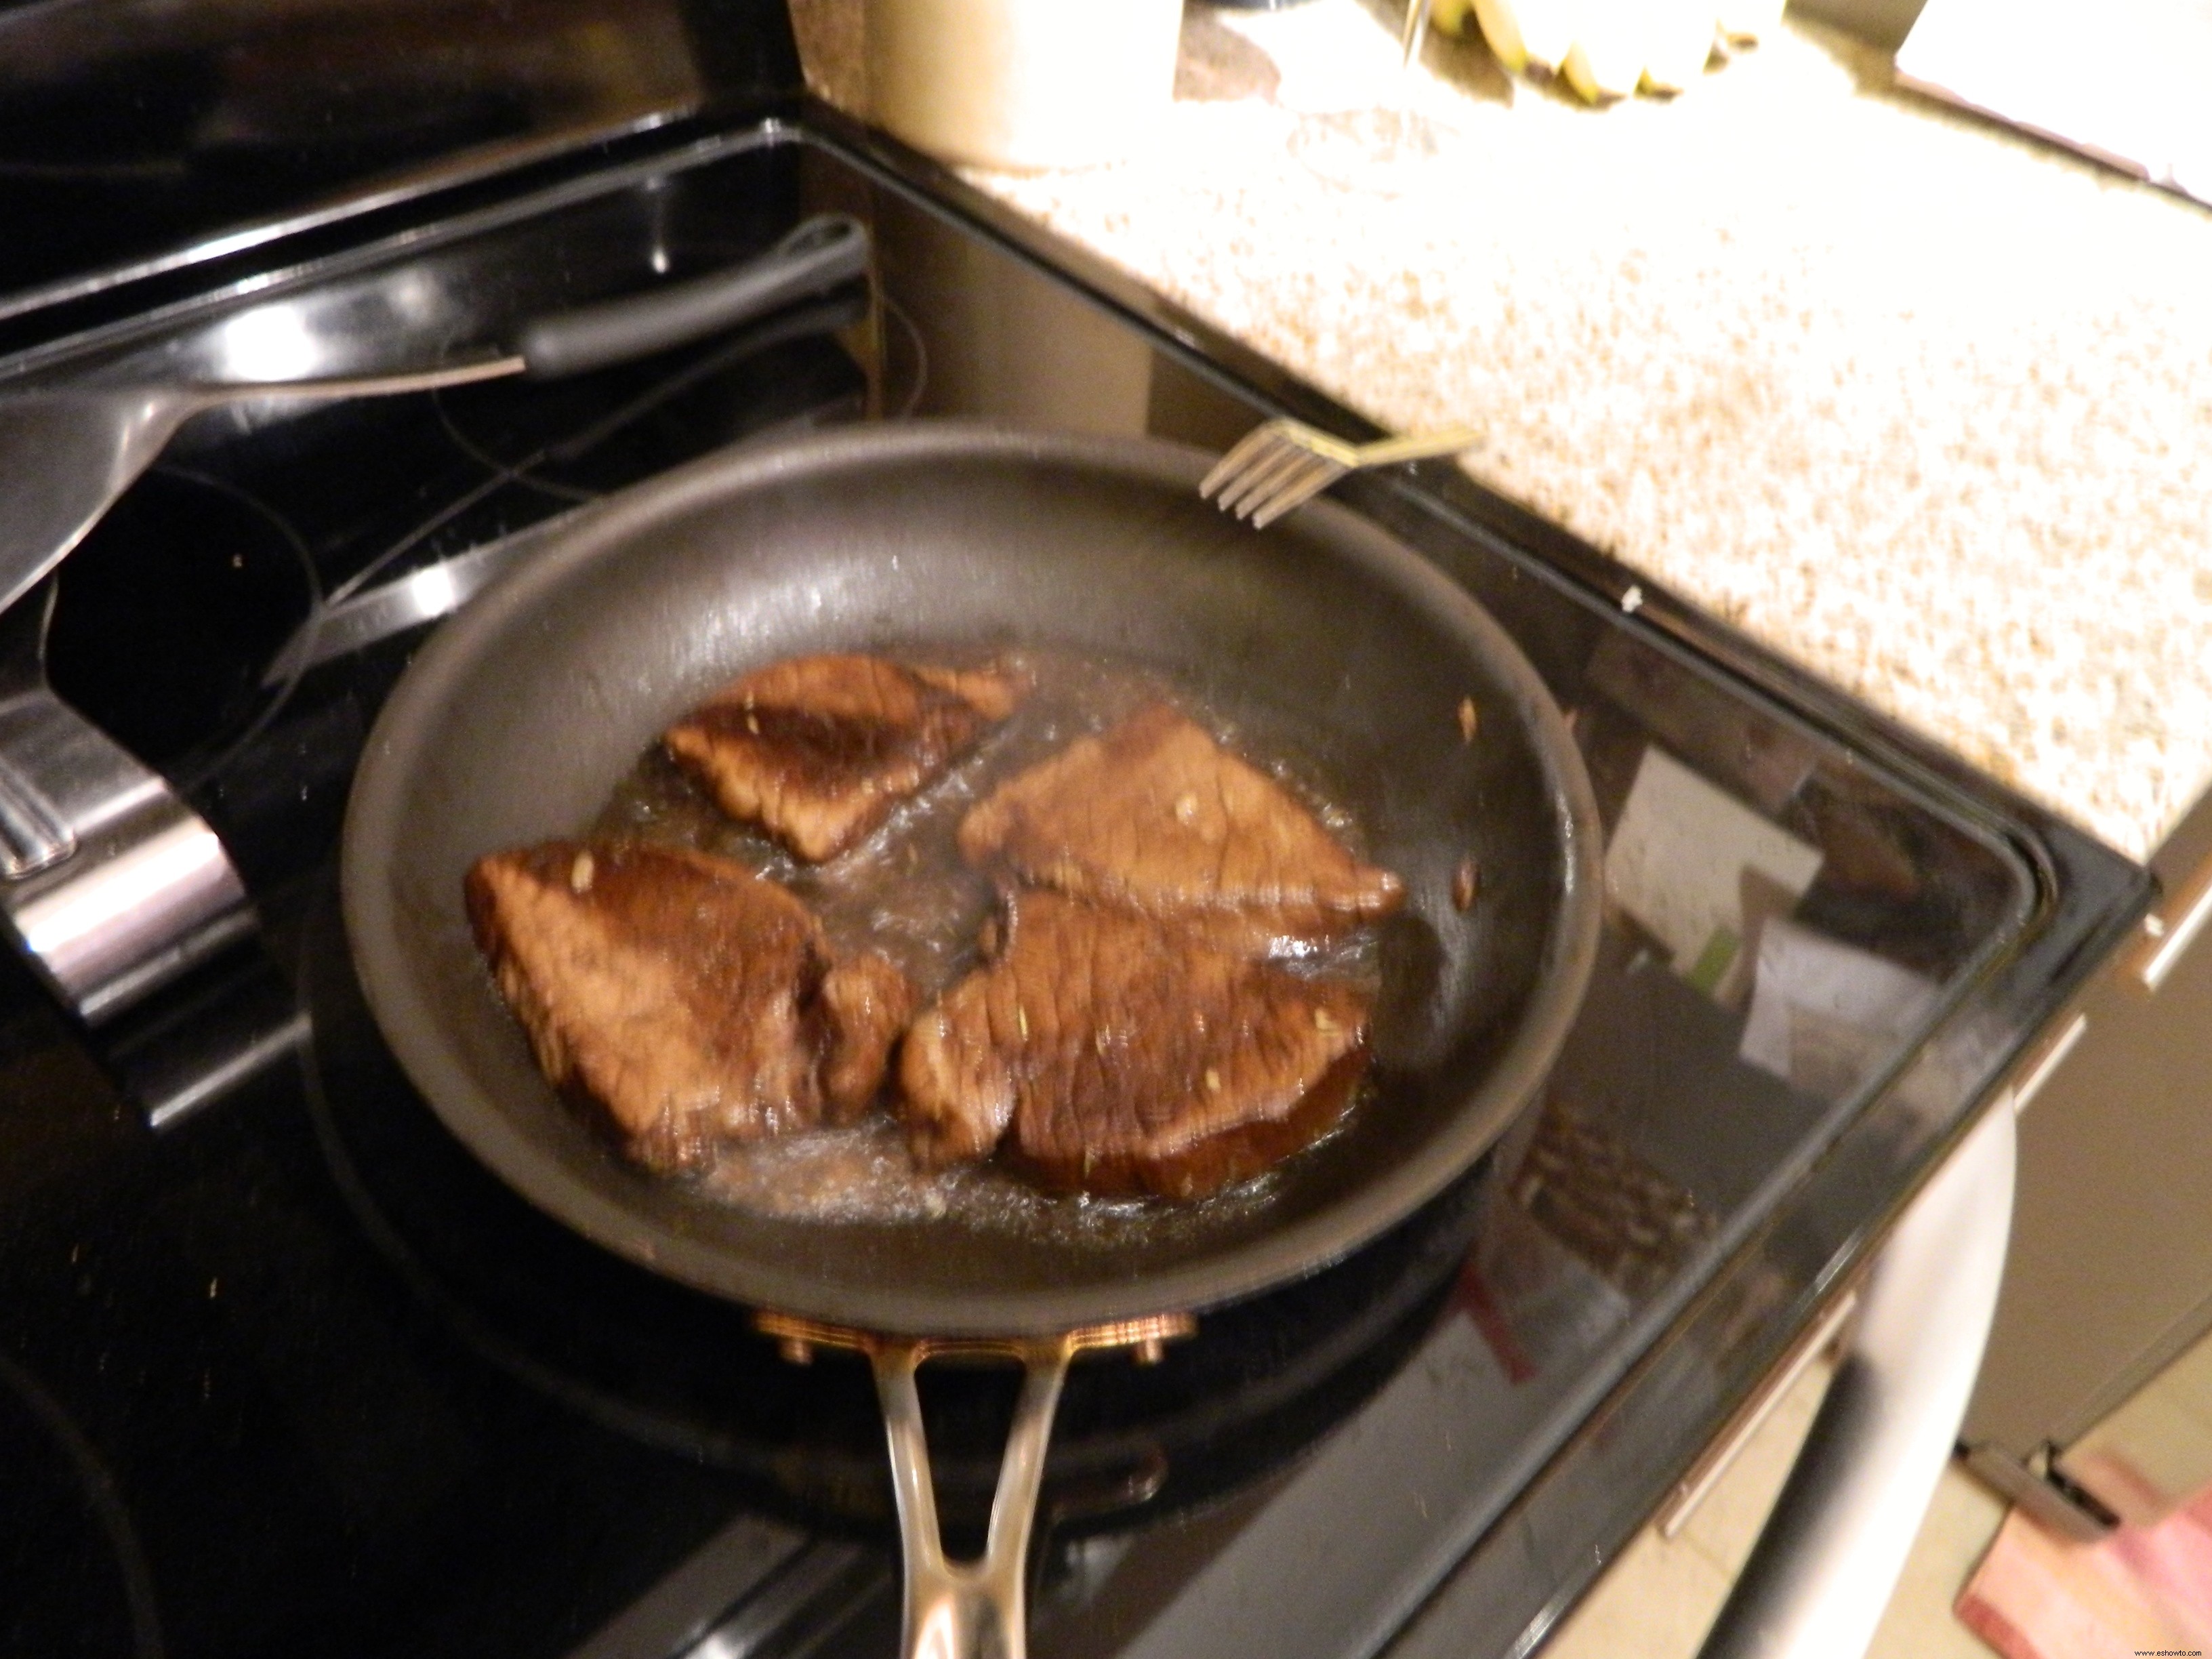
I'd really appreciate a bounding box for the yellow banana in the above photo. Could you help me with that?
[1448,0,1756,102]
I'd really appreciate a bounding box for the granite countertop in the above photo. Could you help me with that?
[794,1,2212,864]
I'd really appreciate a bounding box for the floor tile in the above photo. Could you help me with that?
[1538,1525,1735,1659]
[1676,1354,1836,1576]
[2064,1369,2212,1523]
[1536,1317,2212,1654]
[2149,1323,2212,1437]
[1542,1364,2004,1658]
[2062,1327,2212,1530]
[1865,1463,2007,1659]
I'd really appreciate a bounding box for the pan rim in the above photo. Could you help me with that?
[341,419,1603,1337]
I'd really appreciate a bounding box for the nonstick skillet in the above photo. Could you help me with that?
[342,420,1603,1658]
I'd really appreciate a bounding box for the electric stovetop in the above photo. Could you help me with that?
[0,86,2144,1659]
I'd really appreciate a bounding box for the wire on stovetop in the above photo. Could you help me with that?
[152,463,321,801]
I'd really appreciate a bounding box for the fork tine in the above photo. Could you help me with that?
[1209,431,1300,514]
[1198,426,1288,501]
[1204,417,1479,525]
[1249,455,1345,528]
[1229,447,1326,522]
[1217,436,1313,519]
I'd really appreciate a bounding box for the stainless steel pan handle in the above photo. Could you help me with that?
[1693,1097,2016,1659]
[0,583,255,1021]
[879,1340,1067,1659]
[757,1313,1193,1659]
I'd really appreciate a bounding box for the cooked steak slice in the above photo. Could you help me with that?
[466,840,913,1172]
[818,951,916,1123]
[957,703,1403,952]
[665,654,1026,862]
[899,890,1370,1198]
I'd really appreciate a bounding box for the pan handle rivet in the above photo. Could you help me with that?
[779,1338,815,1366]
[1134,1338,1168,1366]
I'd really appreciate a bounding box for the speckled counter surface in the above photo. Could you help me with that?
[795,1,2212,862]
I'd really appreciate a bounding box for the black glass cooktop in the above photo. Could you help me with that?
[0,121,2144,1659]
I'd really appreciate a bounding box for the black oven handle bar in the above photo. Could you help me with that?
[514,213,869,379]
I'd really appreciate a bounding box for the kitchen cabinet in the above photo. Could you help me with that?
[1965,784,2212,1530]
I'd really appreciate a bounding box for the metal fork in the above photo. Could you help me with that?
[1198,418,1480,529]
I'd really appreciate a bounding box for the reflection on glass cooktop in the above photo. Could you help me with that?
[0,122,2126,1659]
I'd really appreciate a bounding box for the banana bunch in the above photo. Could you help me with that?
[1432,0,1785,102]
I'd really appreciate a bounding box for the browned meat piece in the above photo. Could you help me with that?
[665,654,1025,862]
[899,890,1370,1198]
[817,951,916,1122]
[466,840,913,1172]
[957,702,1404,952]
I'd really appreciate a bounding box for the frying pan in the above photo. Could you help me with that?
[342,421,1603,1658]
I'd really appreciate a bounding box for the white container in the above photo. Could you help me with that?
[863,0,1185,171]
